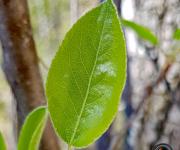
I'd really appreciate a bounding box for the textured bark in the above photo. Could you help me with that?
[128,0,180,149]
[0,0,60,149]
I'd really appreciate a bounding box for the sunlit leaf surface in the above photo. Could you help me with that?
[18,106,48,150]
[46,0,126,147]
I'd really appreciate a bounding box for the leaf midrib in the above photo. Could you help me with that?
[69,4,109,145]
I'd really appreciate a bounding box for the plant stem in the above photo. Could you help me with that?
[68,145,72,150]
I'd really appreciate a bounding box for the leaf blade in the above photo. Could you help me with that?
[0,131,6,150]
[18,106,48,150]
[46,0,126,147]
[122,19,158,45]
[173,28,180,40]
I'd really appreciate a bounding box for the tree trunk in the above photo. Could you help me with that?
[0,0,60,149]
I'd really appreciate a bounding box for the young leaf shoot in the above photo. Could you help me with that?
[122,19,158,45]
[18,106,48,150]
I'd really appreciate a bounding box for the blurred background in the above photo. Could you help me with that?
[0,0,179,150]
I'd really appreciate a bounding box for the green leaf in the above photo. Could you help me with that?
[18,106,48,150]
[0,131,6,150]
[122,19,158,45]
[173,28,180,40]
[46,0,126,148]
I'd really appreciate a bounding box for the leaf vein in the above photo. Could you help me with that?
[69,5,109,144]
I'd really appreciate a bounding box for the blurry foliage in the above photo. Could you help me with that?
[173,28,180,40]
[0,131,6,150]
[28,0,69,68]
[121,19,158,45]
[0,69,10,121]
[0,101,5,114]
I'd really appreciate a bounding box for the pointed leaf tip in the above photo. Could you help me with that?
[106,0,114,6]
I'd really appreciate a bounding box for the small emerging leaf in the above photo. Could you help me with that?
[46,0,126,148]
[122,19,158,45]
[173,28,180,40]
[0,131,6,150]
[18,106,48,150]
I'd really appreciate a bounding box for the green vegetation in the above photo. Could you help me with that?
[0,131,6,150]
[122,19,158,45]
[173,28,180,40]
[18,107,48,150]
[46,0,126,148]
